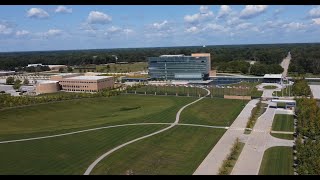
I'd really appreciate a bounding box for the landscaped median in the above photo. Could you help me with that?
[218,138,245,175]
[245,100,268,134]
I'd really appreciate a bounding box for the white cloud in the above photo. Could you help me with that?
[16,30,30,36]
[217,5,232,19]
[235,22,252,30]
[282,22,306,30]
[152,20,168,30]
[205,23,226,32]
[43,29,63,37]
[312,18,320,25]
[184,5,214,24]
[185,26,200,33]
[87,11,112,24]
[55,6,72,14]
[105,26,133,35]
[27,8,49,19]
[309,6,320,18]
[240,5,268,19]
[0,22,13,35]
[200,5,210,14]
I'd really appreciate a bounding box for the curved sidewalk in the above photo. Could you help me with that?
[84,88,210,175]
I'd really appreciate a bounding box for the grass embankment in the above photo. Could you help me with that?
[218,138,245,175]
[0,95,194,138]
[90,126,226,175]
[272,115,294,132]
[271,133,294,140]
[259,147,294,175]
[180,98,247,126]
[245,101,268,134]
[263,85,278,89]
[0,125,167,175]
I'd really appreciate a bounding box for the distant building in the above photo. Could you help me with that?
[59,76,114,93]
[35,80,60,95]
[27,64,43,67]
[263,74,283,84]
[48,65,67,71]
[0,71,16,76]
[148,53,211,81]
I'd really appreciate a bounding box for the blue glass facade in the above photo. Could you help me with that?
[148,55,210,80]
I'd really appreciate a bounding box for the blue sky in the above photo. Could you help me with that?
[0,5,320,52]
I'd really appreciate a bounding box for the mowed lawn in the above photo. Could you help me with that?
[180,98,247,126]
[0,125,167,175]
[91,126,226,175]
[259,146,294,175]
[271,133,294,140]
[0,95,194,137]
[272,114,294,132]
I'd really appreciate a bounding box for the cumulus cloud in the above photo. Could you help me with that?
[87,11,112,24]
[27,8,49,19]
[240,5,268,19]
[152,20,168,30]
[204,23,226,32]
[309,6,320,18]
[185,26,200,33]
[312,18,320,25]
[43,29,63,37]
[217,5,232,19]
[0,21,13,35]
[55,6,72,14]
[282,22,306,30]
[105,26,133,36]
[184,5,214,24]
[16,30,30,36]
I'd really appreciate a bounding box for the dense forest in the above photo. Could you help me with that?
[0,43,320,75]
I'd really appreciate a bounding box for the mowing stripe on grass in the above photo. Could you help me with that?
[84,87,211,175]
[0,123,172,144]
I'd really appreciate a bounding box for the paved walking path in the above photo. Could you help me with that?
[271,131,294,134]
[84,87,211,175]
[231,102,294,175]
[193,99,259,175]
[310,85,320,100]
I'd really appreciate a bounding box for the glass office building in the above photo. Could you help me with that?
[148,54,210,80]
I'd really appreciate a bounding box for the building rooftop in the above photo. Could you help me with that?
[37,80,59,84]
[0,71,15,73]
[51,73,80,77]
[160,54,185,57]
[271,99,296,103]
[65,76,113,80]
[263,74,283,79]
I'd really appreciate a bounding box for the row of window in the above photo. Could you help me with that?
[61,81,97,84]
[65,89,97,92]
[62,85,89,88]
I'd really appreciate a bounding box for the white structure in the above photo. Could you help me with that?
[263,74,283,84]
[28,64,43,67]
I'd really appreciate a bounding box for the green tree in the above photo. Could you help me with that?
[23,79,29,85]
[59,67,64,73]
[67,66,73,72]
[13,79,22,90]
[6,77,15,85]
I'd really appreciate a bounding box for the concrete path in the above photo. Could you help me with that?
[271,131,294,134]
[193,99,259,175]
[280,52,291,77]
[310,85,320,100]
[231,102,294,175]
[84,87,211,175]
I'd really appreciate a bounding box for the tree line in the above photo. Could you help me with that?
[295,98,320,174]
[0,43,291,71]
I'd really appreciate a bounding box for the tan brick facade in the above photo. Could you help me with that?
[59,76,114,93]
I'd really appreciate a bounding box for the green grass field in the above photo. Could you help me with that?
[0,125,167,175]
[0,95,194,137]
[90,126,226,175]
[271,133,294,140]
[263,85,278,89]
[259,146,294,175]
[272,115,294,132]
[180,98,247,126]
